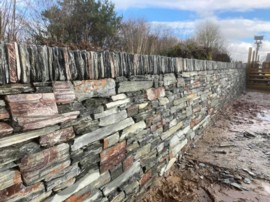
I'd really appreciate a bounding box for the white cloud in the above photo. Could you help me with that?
[150,18,270,62]
[112,0,270,14]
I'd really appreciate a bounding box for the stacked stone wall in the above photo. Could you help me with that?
[0,43,246,202]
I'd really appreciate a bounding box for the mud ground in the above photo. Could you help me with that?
[142,91,270,202]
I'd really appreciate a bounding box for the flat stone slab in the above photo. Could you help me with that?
[0,169,22,191]
[40,127,75,147]
[99,110,127,126]
[53,81,75,104]
[102,161,141,196]
[20,144,70,185]
[6,93,58,125]
[0,122,13,137]
[22,111,80,131]
[0,125,59,148]
[0,108,9,120]
[74,79,116,101]
[118,81,153,93]
[0,182,45,202]
[163,73,177,86]
[72,118,134,151]
[0,84,33,95]
[146,87,165,101]
[48,170,100,202]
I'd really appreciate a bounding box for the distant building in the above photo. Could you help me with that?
[263,53,270,68]
[266,53,270,62]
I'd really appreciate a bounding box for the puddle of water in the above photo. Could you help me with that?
[257,113,270,121]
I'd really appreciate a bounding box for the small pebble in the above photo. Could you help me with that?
[244,178,251,184]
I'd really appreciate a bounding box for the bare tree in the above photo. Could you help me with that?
[195,20,224,50]
[120,19,150,54]
[120,19,179,55]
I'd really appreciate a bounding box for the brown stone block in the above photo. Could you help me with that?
[100,141,126,163]
[150,121,164,132]
[123,155,134,171]
[53,81,75,104]
[40,127,75,147]
[20,143,69,173]
[0,182,44,201]
[6,43,17,83]
[100,152,126,173]
[145,113,161,127]
[0,170,22,191]
[127,104,139,117]
[100,141,127,173]
[22,111,80,131]
[139,170,152,187]
[0,122,13,137]
[6,93,58,125]
[146,87,165,101]
[0,108,9,120]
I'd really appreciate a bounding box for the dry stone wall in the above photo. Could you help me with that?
[0,42,246,202]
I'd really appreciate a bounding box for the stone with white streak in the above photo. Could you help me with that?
[106,98,130,109]
[111,94,127,101]
[0,126,59,148]
[94,108,118,119]
[118,81,153,93]
[48,170,100,202]
[161,121,183,140]
[163,73,177,86]
[74,79,116,101]
[72,118,134,151]
[102,161,141,196]
[99,110,127,126]
[120,121,146,140]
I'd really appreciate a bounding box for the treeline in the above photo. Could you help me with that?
[0,0,230,62]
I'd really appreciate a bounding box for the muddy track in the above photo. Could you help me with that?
[142,91,270,202]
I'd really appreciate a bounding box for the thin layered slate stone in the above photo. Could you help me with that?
[146,87,165,101]
[99,110,127,126]
[40,127,75,147]
[46,163,81,191]
[0,182,45,202]
[48,170,100,202]
[6,43,18,83]
[0,122,13,137]
[0,142,40,167]
[0,169,22,191]
[0,84,33,95]
[118,81,153,93]
[161,121,183,140]
[6,93,58,124]
[102,161,141,196]
[0,108,10,120]
[100,141,126,172]
[72,118,134,151]
[19,143,70,185]
[164,73,177,86]
[18,44,31,83]
[53,81,75,104]
[0,43,9,84]
[74,79,116,101]
[22,111,80,131]
[0,125,59,148]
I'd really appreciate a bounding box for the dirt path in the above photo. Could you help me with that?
[142,91,270,202]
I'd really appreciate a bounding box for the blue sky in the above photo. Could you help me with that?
[111,0,270,62]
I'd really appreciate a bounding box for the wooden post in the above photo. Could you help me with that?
[247,47,252,68]
[252,50,256,68]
